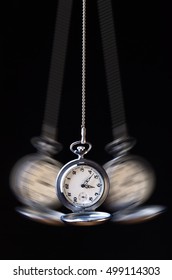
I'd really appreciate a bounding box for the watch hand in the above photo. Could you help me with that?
[81,184,95,189]
[86,185,95,189]
[83,173,94,184]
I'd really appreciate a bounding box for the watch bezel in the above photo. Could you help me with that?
[56,158,110,212]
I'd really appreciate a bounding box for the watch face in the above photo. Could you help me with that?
[10,154,62,209]
[56,159,110,211]
[103,155,155,211]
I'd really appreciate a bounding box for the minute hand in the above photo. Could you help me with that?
[83,173,94,184]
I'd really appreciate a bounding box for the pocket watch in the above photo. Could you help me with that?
[103,137,166,223]
[10,137,63,210]
[56,139,111,225]
[10,0,74,225]
[55,0,111,226]
[103,137,155,211]
[97,0,165,223]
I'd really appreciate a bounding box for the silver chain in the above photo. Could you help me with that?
[81,0,86,143]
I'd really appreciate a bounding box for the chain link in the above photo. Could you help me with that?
[81,0,86,129]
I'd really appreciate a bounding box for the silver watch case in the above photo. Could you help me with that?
[61,211,111,226]
[56,158,110,212]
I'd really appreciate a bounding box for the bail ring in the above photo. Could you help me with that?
[70,141,92,157]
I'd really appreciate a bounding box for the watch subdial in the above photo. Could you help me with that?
[78,192,88,202]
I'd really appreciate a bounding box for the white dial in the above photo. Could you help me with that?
[56,159,110,212]
[10,154,62,209]
[104,156,155,210]
[61,165,104,207]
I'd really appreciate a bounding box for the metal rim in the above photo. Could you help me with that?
[61,211,111,226]
[16,206,65,226]
[111,205,166,224]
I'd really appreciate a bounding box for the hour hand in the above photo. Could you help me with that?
[81,184,95,189]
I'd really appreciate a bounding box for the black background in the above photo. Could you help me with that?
[2,0,172,260]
